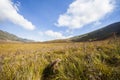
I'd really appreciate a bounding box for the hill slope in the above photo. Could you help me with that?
[70,22,120,42]
[0,30,33,42]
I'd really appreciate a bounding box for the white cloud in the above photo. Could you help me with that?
[56,0,115,29]
[45,30,66,39]
[0,0,35,30]
[39,30,72,40]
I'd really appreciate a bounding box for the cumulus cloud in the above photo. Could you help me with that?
[0,0,35,30]
[39,30,72,40]
[56,0,115,29]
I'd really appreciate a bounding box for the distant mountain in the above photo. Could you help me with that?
[0,30,34,42]
[70,22,120,42]
[1,22,120,43]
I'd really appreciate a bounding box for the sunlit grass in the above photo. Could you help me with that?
[0,39,120,80]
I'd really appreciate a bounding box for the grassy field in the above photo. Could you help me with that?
[0,39,120,80]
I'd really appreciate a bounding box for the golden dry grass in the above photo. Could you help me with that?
[0,39,120,80]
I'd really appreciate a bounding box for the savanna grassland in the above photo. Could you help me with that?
[0,39,120,80]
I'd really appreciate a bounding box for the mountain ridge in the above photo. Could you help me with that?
[69,22,120,42]
[0,22,120,43]
[0,30,34,42]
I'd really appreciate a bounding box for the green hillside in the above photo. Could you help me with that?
[0,30,33,42]
[70,22,120,42]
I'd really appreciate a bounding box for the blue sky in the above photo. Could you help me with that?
[0,0,120,41]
